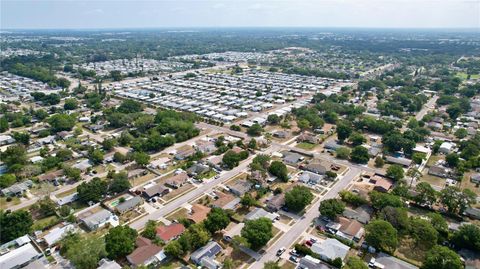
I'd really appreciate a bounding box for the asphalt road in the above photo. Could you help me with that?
[129,153,258,230]
[248,166,361,269]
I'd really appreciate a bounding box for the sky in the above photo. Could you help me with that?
[1,0,479,30]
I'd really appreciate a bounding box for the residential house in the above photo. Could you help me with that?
[0,135,15,146]
[165,173,188,189]
[56,192,78,206]
[41,224,75,246]
[303,162,328,175]
[335,217,365,242]
[439,142,455,154]
[428,165,450,178]
[283,152,304,165]
[371,175,393,193]
[190,241,222,269]
[298,255,331,269]
[98,259,122,269]
[80,209,119,231]
[56,131,74,140]
[126,237,166,267]
[211,191,239,210]
[311,238,350,262]
[385,156,412,167]
[128,169,147,179]
[470,173,480,184]
[195,140,217,154]
[188,204,211,224]
[186,163,211,177]
[0,235,43,269]
[155,223,185,242]
[342,205,372,224]
[324,141,342,151]
[142,184,170,199]
[464,207,480,220]
[244,207,278,222]
[37,170,64,182]
[374,253,419,269]
[1,180,33,196]
[227,179,252,196]
[297,132,319,144]
[299,171,323,184]
[174,146,196,160]
[273,130,289,139]
[115,196,143,215]
[266,194,285,212]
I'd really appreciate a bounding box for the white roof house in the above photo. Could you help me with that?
[0,241,42,269]
[311,239,350,262]
[439,142,455,154]
[43,224,75,246]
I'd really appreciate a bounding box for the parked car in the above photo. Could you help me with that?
[289,256,299,263]
[276,247,286,256]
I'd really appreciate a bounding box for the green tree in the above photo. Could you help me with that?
[204,207,230,233]
[445,153,459,168]
[63,165,81,181]
[319,199,345,219]
[297,119,310,131]
[267,114,281,125]
[0,174,16,188]
[374,156,384,167]
[0,210,33,243]
[350,146,369,164]
[409,218,438,249]
[0,117,8,133]
[379,206,410,232]
[344,256,368,269]
[105,226,138,259]
[183,224,210,250]
[88,148,104,164]
[56,148,73,161]
[336,121,352,141]
[164,240,184,257]
[426,212,448,235]
[64,98,78,110]
[422,246,463,269]
[414,182,437,206]
[248,138,257,149]
[247,123,263,136]
[0,145,28,170]
[38,197,57,217]
[62,234,106,269]
[440,186,476,214]
[451,224,480,251]
[369,191,403,210]
[109,171,131,194]
[454,128,468,139]
[268,161,288,182]
[284,185,313,212]
[12,132,30,145]
[241,217,273,250]
[117,99,143,113]
[240,193,257,208]
[77,178,108,204]
[349,132,366,146]
[47,113,76,132]
[336,147,351,159]
[141,220,158,240]
[386,165,404,181]
[365,220,398,253]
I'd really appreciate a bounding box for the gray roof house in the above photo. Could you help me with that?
[115,196,143,215]
[303,162,327,175]
[311,239,350,262]
[298,255,331,269]
[190,241,222,269]
[299,171,323,184]
[80,209,119,231]
[283,152,304,165]
[385,156,412,167]
[375,253,418,269]
[1,180,33,196]
[227,179,252,196]
[244,207,278,222]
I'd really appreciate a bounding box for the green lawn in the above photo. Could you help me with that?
[296,142,316,150]
[32,215,60,231]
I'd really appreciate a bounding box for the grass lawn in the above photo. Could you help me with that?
[394,237,424,267]
[296,142,317,150]
[32,215,60,231]
[426,154,443,167]
[198,170,217,180]
[130,172,156,187]
[158,259,187,269]
[163,184,195,202]
[281,261,297,269]
[165,208,189,222]
[0,196,21,210]
[56,187,77,198]
[459,173,480,195]
[419,174,445,188]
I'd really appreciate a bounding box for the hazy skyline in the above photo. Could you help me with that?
[1,0,479,30]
